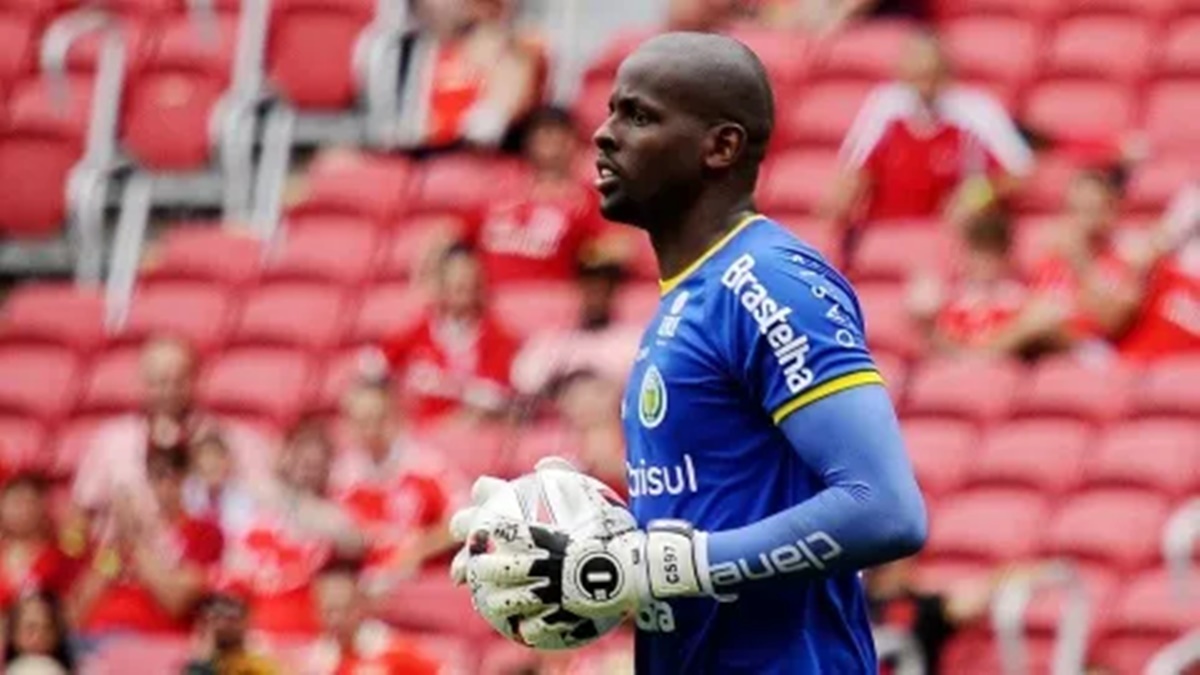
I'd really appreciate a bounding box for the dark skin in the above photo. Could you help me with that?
[592,32,775,280]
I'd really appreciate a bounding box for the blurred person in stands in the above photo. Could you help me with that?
[181,593,279,675]
[397,0,541,151]
[182,432,255,536]
[825,32,1032,240]
[0,473,75,610]
[3,592,75,674]
[382,243,520,427]
[332,379,458,593]
[907,211,1059,358]
[68,445,222,637]
[309,564,442,675]
[70,337,269,540]
[219,419,366,637]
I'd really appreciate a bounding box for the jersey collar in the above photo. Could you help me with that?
[658,213,763,296]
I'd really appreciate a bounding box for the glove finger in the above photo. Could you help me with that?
[449,545,470,585]
[468,552,544,586]
[479,585,548,618]
[448,505,480,542]
[534,456,580,474]
[471,476,509,505]
[517,609,592,648]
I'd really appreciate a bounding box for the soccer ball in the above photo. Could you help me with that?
[465,461,636,650]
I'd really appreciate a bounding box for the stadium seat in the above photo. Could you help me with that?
[1095,568,1200,675]
[871,350,908,401]
[80,635,192,675]
[120,281,235,353]
[1011,357,1133,422]
[1043,16,1152,83]
[345,282,427,347]
[1158,16,1200,77]
[812,20,916,82]
[904,356,1021,422]
[229,282,349,351]
[1024,567,1120,635]
[420,419,510,480]
[1123,154,1196,214]
[851,224,952,283]
[926,488,1049,562]
[0,74,92,236]
[370,216,465,282]
[724,26,809,92]
[1085,419,1200,497]
[1135,354,1200,416]
[492,282,581,341]
[775,214,841,265]
[263,218,381,286]
[265,0,376,111]
[382,572,495,639]
[313,346,370,414]
[1042,489,1170,572]
[941,17,1040,89]
[75,346,143,416]
[901,418,977,497]
[197,347,315,426]
[290,151,413,225]
[50,415,100,476]
[613,282,660,326]
[582,29,652,84]
[0,0,77,22]
[775,80,875,148]
[409,154,518,217]
[0,11,36,91]
[140,224,263,288]
[505,421,578,477]
[0,345,79,421]
[1021,80,1134,142]
[120,14,238,171]
[932,0,1059,23]
[757,149,841,215]
[1143,80,1200,151]
[0,415,47,472]
[0,282,105,353]
[1014,152,1079,214]
[968,419,1089,493]
[855,282,925,359]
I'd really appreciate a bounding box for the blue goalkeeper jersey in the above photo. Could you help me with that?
[622,213,883,674]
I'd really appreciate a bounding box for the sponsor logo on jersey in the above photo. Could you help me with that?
[638,365,668,428]
[658,290,689,339]
[626,455,699,497]
[721,253,815,395]
[709,531,843,587]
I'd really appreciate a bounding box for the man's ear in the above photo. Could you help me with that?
[704,122,748,171]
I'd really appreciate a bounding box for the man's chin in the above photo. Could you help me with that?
[598,195,640,226]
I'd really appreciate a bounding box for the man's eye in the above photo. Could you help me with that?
[631,110,651,126]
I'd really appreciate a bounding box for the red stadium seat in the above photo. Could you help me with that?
[346,283,427,347]
[933,0,1059,23]
[0,0,77,21]
[266,0,375,110]
[51,415,100,476]
[230,282,349,351]
[855,282,926,359]
[1143,80,1200,151]
[757,149,841,215]
[901,418,977,497]
[140,224,263,288]
[120,15,237,170]
[812,20,916,81]
[1058,0,1180,20]
[0,282,105,353]
[1021,80,1134,142]
[75,346,143,416]
[1014,152,1079,214]
[264,218,380,286]
[81,635,191,675]
[197,347,315,426]
[1095,568,1200,675]
[724,26,810,92]
[968,419,1089,493]
[775,214,841,265]
[583,30,651,84]
[120,281,234,353]
[1085,419,1200,496]
[1158,17,1200,77]
[492,282,581,341]
[613,282,660,326]
[852,224,952,283]
[1124,155,1197,214]
[872,350,908,401]
[0,75,92,236]
[926,488,1049,562]
[0,11,36,90]
[410,154,517,217]
[372,213,468,282]
[291,151,413,225]
[314,347,372,414]
[419,419,510,479]
[1024,567,1120,634]
[505,422,578,476]
[381,572,495,638]
[1043,16,1152,83]
[776,80,875,148]
[1043,489,1170,572]
[1011,357,1133,422]
[1136,354,1200,416]
[0,415,48,472]
[941,17,1040,89]
[905,356,1021,422]
[0,345,80,421]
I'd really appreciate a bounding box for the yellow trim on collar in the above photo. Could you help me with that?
[658,213,762,296]
[771,370,885,424]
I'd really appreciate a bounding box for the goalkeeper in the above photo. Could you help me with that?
[451,32,928,674]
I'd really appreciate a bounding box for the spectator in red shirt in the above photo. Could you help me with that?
[68,445,223,636]
[826,33,1032,232]
[0,474,75,610]
[331,380,458,592]
[383,244,520,426]
[220,420,366,637]
[3,591,75,674]
[309,565,442,675]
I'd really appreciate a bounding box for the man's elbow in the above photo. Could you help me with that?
[876,488,928,561]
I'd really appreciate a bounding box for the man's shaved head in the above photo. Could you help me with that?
[592,32,776,229]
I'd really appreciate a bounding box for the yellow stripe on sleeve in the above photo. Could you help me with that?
[770,370,886,425]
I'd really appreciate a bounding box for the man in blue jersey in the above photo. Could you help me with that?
[450,32,928,673]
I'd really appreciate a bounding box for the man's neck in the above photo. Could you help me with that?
[649,191,757,282]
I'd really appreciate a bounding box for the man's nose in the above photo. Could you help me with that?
[593,116,617,153]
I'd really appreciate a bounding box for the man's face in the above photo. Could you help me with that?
[281,435,331,495]
[0,483,45,539]
[141,342,194,418]
[344,387,392,453]
[900,39,949,107]
[592,54,710,229]
[526,123,577,177]
[148,461,184,514]
[436,253,485,319]
[1067,175,1117,236]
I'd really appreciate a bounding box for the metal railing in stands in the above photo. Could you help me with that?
[992,560,1091,675]
[1148,630,1200,675]
[1164,498,1200,600]
[874,626,926,675]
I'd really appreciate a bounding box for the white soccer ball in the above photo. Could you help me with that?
[466,460,636,650]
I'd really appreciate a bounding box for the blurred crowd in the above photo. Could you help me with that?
[0,0,1197,673]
